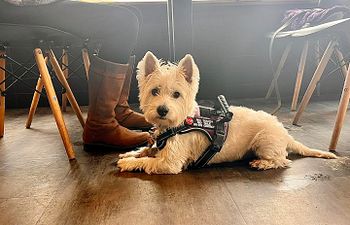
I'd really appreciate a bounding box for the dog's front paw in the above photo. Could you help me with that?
[119,151,140,159]
[249,159,291,170]
[117,157,140,172]
[322,152,337,159]
[119,147,152,159]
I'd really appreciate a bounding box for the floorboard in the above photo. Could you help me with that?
[0,99,349,225]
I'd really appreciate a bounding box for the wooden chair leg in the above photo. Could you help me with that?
[34,48,75,160]
[48,49,85,128]
[0,50,5,138]
[293,40,336,125]
[61,48,69,112]
[334,47,348,79]
[291,41,309,111]
[25,77,43,128]
[81,48,90,80]
[315,41,322,97]
[329,61,350,151]
[265,43,292,99]
[25,57,48,128]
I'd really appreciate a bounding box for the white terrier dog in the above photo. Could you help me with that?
[117,51,337,174]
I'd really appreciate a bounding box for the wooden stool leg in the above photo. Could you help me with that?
[334,47,348,79]
[48,49,85,128]
[0,51,5,138]
[291,41,309,111]
[293,40,336,125]
[329,62,350,151]
[34,48,75,160]
[81,48,90,80]
[61,48,69,112]
[265,43,292,99]
[26,57,48,128]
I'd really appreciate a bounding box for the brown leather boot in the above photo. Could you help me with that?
[115,56,152,130]
[83,55,150,150]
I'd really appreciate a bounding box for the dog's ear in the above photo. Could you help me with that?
[137,51,160,77]
[178,54,199,83]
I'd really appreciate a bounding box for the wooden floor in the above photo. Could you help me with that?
[0,99,350,225]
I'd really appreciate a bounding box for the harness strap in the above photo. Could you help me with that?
[156,125,188,150]
[154,95,233,169]
[155,116,229,168]
[192,119,229,168]
[191,144,221,168]
[156,116,216,150]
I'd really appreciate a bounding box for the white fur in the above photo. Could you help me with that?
[117,52,337,174]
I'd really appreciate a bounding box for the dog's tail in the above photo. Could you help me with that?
[287,136,337,159]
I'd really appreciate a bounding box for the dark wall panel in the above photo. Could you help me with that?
[3,1,348,108]
[191,2,345,100]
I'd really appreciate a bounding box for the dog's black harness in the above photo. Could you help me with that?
[153,95,233,168]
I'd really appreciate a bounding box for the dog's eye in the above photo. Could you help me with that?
[151,88,160,96]
[173,91,181,99]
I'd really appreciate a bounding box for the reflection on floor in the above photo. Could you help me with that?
[0,99,349,225]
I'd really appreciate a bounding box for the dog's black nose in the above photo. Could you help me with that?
[157,105,169,117]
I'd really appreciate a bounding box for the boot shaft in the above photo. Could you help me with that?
[114,55,152,130]
[88,55,128,123]
[118,55,136,105]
